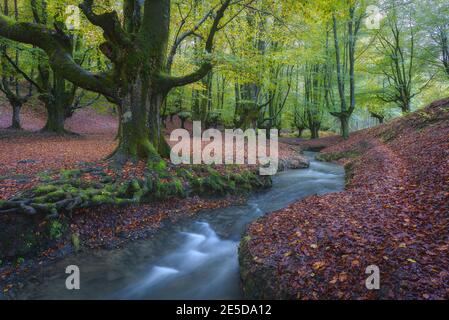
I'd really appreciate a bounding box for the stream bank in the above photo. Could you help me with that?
[239,101,449,300]
[4,152,344,299]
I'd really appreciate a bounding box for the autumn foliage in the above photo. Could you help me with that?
[240,98,449,300]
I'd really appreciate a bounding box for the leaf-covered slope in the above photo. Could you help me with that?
[240,98,449,300]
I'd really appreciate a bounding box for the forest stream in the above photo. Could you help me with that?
[14,152,345,300]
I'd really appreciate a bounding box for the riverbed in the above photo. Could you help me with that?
[14,152,345,300]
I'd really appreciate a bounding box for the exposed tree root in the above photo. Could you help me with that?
[0,162,271,219]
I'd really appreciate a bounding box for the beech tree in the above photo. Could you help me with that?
[0,0,234,162]
[330,1,363,139]
[0,0,32,130]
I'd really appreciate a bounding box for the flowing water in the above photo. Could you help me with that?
[15,152,345,300]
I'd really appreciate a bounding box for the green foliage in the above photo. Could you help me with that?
[16,257,25,266]
[49,221,63,239]
[60,169,82,180]
[149,160,168,175]
[152,178,186,201]
[34,185,58,195]
[71,233,81,252]
[189,166,271,196]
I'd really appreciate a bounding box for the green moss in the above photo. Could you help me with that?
[188,168,270,196]
[173,179,184,193]
[118,179,142,199]
[190,177,203,193]
[176,167,194,180]
[132,188,147,202]
[60,169,82,179]
[37,172,52,182]
[33,196,46,204]
[81,188,96,196]
[16,257,25,266]
[49,221,63,239]
[203,174,228,195]
[150,178,186,201]
[131,179,141,191]
[91,195,114,205]
[46,190,66,201]
[316,150,360,162]
[71,233,80,252]
[100,176,114,183]
[65,186,79,195]
[103,184,116,193]
[34,185,58,195]
[148,159,166,172]
[115,198,132,205]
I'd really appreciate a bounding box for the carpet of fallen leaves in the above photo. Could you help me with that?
[0,102,302,295]
[0,104,299,200]
[0,104,118,199]
[243,98,449,300]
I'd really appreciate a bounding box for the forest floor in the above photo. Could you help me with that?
[0,103,301,297]
[241,98,449,300]
[0,103,300,199]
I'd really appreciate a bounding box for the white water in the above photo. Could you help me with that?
[14,152,345,300]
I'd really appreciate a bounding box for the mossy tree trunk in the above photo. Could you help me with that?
[10,101,21,129]
[310,126,320,139]
[0,0,232,162]
[40,72,75,134]
[339,115,350,140]
[0,79,27,130]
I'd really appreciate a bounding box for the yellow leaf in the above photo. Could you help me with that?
[351,259,360,267]
[312,261,326,270]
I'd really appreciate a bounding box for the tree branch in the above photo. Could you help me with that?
[166,6,217,72]
[163,0,232,89]
[3,51,43,92]
[0,15,118,101]
[79,0,131,47]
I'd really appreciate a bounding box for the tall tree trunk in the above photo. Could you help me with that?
[0,0,232,161]
[340,115,350,140]
[310,126,320,139]
[148,89,171,158]
[41,73,69,134]
[42,100,66,133]
[113,77,159,162]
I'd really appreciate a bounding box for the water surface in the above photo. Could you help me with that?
[16,152,345,300]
